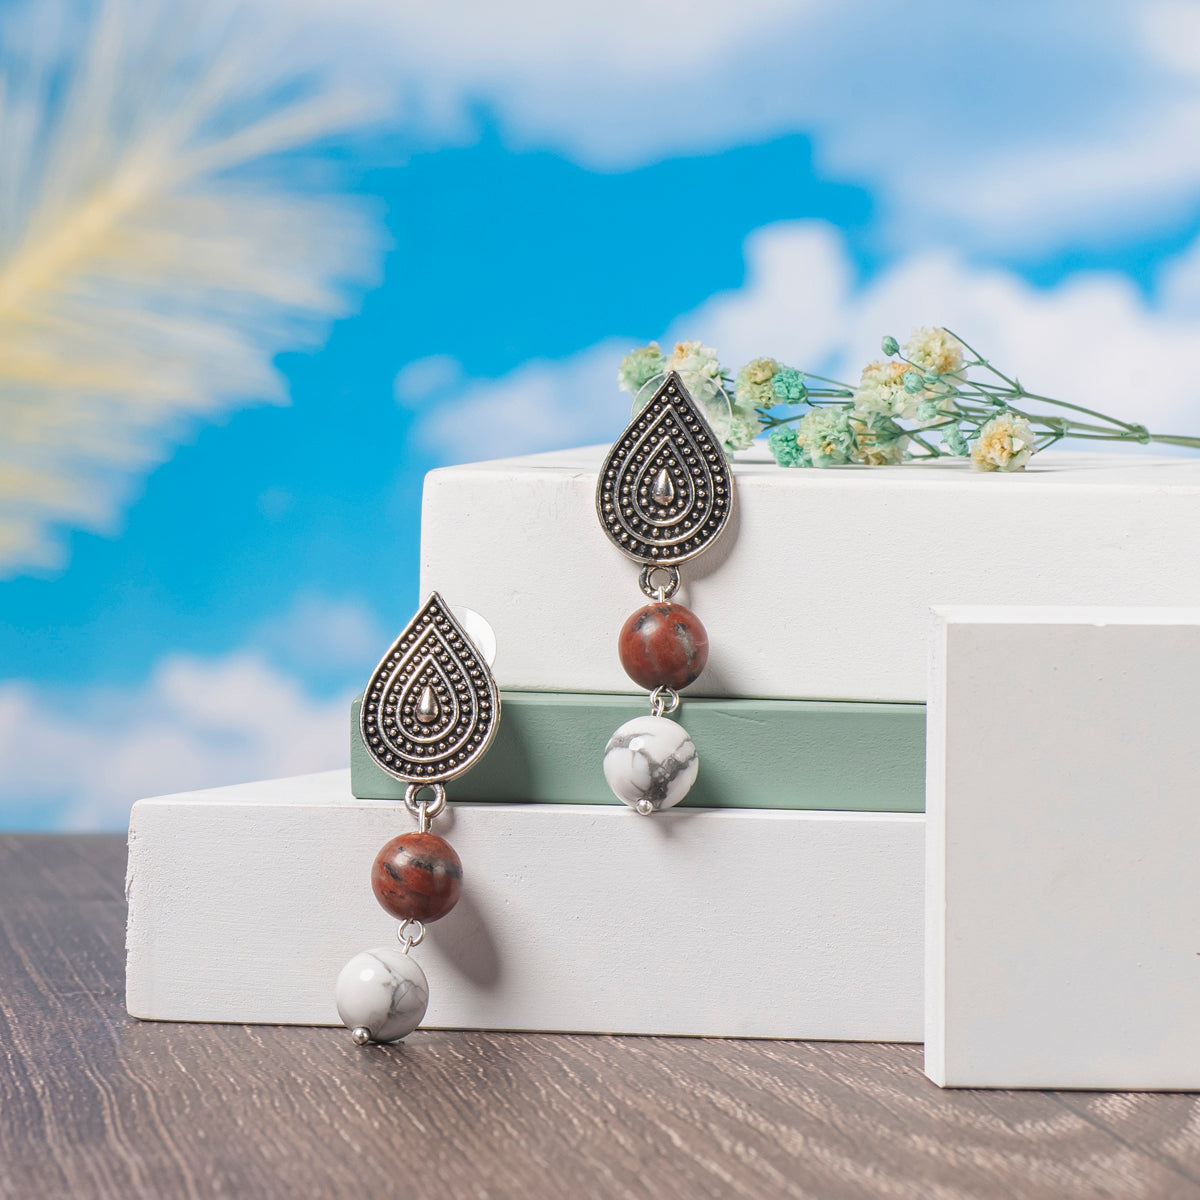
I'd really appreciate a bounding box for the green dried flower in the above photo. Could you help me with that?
[881,335,900,356]
[767,426,811,468]
[733,358,778,411]
[734,381,775,410]
[903,370,924,394]
[798,406,855,468]
[942,425,969,456]
[617,343,666,396]
[771,367,807,404]
[721,358,779,448]
[725,409,762,452]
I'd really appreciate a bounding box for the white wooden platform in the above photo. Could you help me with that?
[126,770,924,1040]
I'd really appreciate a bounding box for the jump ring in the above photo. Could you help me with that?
[397,919,426,953]
[639,564,679,601]
[649,685,680,717]
[403,782,447,828]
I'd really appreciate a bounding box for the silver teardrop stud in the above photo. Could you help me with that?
[359,591,500,784]
[650,466,675,507]
[596,372,734,564]
[415,685,440,724]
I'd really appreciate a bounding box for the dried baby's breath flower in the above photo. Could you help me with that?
[654,326,1200,470]
[854,359,927,419]
[772,368,806,403]
[851,415,907,465]
[617,343,666,395]
[665,340,722,380]
[733,357,779,410]
[903,327,964,376]
[797,406,855,468]
[941,424,970,456]
[971,414,1036,472]
[767,426,810,467]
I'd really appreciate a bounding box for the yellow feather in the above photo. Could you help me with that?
[0,0,384,575]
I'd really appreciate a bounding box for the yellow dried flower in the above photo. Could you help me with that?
[665,340,721,379]
[855,359,924,418]
[903,327,964,376]
[971,414,1036,471]
[740,357,779,386]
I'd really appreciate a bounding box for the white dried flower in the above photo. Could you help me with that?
[660,340,732,440]
[903,327,964,377]
[665,340,722,380]
[971,414,1036,472]
[854,359,926,419]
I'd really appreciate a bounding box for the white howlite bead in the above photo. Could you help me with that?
[602,714,698,812]
[336,948,429,1043]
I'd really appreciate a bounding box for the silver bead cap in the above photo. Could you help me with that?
[359,591,500,784]
[596,372,734,564]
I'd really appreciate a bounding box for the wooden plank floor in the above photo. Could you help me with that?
[3,836,1200,1199]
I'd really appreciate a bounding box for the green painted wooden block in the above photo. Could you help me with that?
[350,692,925,812]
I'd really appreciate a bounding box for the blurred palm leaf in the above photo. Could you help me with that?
[0,0,383,575]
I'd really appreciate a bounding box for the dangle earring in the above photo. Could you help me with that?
[596,371,735,814]
[335,592,500,1044]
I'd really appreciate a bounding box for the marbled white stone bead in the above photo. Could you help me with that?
[336,947,429,1043]
[602,714,699,812]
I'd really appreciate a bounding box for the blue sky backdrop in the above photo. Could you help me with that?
[4,0,1200,828]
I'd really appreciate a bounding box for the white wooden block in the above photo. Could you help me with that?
[126,771,924,1040]
[925,606,1200,1089]
[422,447,1200,702]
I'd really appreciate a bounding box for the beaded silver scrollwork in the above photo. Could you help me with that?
[359,593,499,784]
[596,372,734,564]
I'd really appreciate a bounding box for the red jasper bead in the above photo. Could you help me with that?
[617,603,709,691]
[371,832,462,923]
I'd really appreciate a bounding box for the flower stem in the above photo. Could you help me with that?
[1147,434,1200,449]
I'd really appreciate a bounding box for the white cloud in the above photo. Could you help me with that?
[0,652,352,831]
[412,338,635,461]
[673,224,853,372]
[317,0,816,98]
[303,0,1200,252]
[394,354,464,406]
[684,222,1200,435]
[861,1,1200,251]
[1159,234,1200,316]
[414,220,1200,463]
[253,592,388,673]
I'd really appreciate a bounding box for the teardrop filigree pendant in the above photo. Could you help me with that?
[595,371,734,564]
[359,592,500,784]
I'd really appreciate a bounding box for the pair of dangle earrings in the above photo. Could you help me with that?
[336,372,733,1043]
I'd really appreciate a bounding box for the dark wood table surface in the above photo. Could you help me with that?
[4,835,1200,1200]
